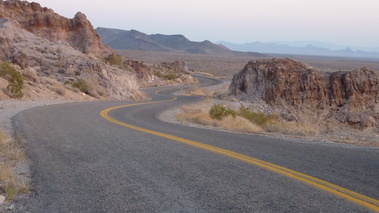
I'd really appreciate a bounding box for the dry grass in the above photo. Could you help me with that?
[276,107,329,136]
[186,86,208,96]
[0,163,15,186]
[182,82,231,99]
[0,130,28,201]
[176,101,332,137]
[268,121,321,136]
[0,132,25,162]
[0,162,17,200]
[177,103,263,133]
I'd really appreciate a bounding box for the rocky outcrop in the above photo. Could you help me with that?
[0,18,144,100]
[0,0,112,57]
[126,60,196,87]
[329,68,379,111]
[230,58,379,129]
[0,1,197,100]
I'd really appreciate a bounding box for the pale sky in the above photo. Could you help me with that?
[34,0,379,47]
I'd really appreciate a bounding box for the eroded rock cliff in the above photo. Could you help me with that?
[230,58,379,129]
[0,0,112,57]
[0,18,144,100]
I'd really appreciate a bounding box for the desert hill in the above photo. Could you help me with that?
[0,0,196,100]
[96,27,255,56]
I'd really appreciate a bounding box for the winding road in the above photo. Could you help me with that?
[14,76,379,212]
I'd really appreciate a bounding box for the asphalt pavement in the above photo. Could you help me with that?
[14,76,379,212]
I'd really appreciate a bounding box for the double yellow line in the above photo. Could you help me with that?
[100,89,379,212]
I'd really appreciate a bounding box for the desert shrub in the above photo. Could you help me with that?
[0,62,24,99]
[72,79,89,94]
[163,73,178,80]
[106,54,124,67]
[238,106,271,126]
[154,71,178,80]
[209,104,237,120]
[178,103,262,133]
[153,70,163,78]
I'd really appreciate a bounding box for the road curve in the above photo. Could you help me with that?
[14,76,379,212]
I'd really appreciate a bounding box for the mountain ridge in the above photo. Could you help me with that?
[219,41,379,58]
[96,27,260,56]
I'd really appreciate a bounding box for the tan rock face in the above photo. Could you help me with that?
[0,0,112,57]
[230,58,379,129]
[0,17,145,100]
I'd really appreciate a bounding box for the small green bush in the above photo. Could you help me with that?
[0,62,24,99]
[153,71,163,78]
[5,184,17,200]
[154,71,178,80]
[163,73,177,80]
[106,54,124,67]
[238,105,276,126]
[72,79,89,94]
[209,104,237,120]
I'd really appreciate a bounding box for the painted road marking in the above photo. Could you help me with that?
[100,88,379,212]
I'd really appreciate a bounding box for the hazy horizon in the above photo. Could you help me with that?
[34,0,379,48]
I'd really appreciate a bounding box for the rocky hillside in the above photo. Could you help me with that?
[230,58,379,129]
[96,27,237,55]
[0,0,195,100]
[0,0,112,57]
[127,60,196,87]
[0,17,144,100]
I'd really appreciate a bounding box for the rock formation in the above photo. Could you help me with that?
[230,58,379,129]
[0,0,196,100]
[126,60,196,87]
[0,18,144,100]
[0,0,112,57]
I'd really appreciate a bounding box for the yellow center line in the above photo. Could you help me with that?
[100,88,379,212]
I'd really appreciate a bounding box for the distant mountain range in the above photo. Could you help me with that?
[218,41,379,58]
[96,27,263,56]
[96,27,379,58]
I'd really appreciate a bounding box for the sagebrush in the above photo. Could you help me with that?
[0,62,24,98]
[106,54,124,67]
[238,105,278,126]
[72,79,89,94]
[209,104,237,120]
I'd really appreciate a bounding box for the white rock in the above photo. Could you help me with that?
[7,204,14,210]
[0,195,5,205]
